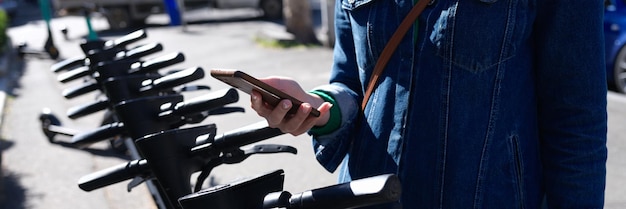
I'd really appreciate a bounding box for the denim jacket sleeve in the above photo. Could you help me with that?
[308,0,364,173]
[534,0,607,208]
[309,83,359,172]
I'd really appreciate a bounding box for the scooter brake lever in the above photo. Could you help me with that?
[208,107,245,115]
[193,145,296,193]
[242,144,297,156]
[127,177,145,192]
[221,144,297,165]
[127,175,153,192]
[179,107,245,125]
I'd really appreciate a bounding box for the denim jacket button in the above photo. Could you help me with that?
[428,0,437,5]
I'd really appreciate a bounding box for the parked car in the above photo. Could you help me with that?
[605,0,626,93]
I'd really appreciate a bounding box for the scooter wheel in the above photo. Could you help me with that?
[39,108,62,143]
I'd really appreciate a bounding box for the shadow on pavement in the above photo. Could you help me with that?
[51,140,132,160]
[0,171,27,209]
[0,139,27,209]
[4,46,27,98]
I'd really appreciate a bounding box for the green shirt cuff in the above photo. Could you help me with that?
[308,90,341,136]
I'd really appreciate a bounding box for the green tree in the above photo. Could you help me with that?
[0,9,8,53]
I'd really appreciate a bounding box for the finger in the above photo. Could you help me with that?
[250,91,271,117]
[280,103,313,133]
[267,99,292,127]
[290,102,334,136]
[317,102,334,115]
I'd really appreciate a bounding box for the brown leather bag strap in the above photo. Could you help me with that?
[361,0,429,110]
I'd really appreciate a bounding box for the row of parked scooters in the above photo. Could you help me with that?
[36,29,401,209]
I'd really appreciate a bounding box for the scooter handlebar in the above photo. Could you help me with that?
[128,52,185,74]
[66,99,109,119]
[78,121,285,193]
[78,159,150,192]
[70,122,126,148]
[51,55,86,73]
[57,66,91,83]
[263,174,402,209]
[62,80,99,99]
[57,43,162,83]
[122,43,163,60]
[53,29,145,73]
[104,29,147,49]
[139,67,204,93]
[159,88,239,119]
[191,121,285,157]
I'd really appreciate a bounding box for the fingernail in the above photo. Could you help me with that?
[302,103,311,113]
[282,100,291,109]
[252,94,258,101]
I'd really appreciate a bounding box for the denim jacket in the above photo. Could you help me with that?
[310,0,608,208]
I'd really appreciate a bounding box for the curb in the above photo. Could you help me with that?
[0,37,12,127]
[0,36,14,204]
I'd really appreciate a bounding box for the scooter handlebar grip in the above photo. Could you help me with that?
[66,99,109,119]
[57,66,91,83]
[70,122,125,148]
[131,52,185,74]
[286,174,401,209]
[51,55,85,73]
[78,159,149,192]
[62,81,99,99]
[140,67,204,93]
[165,88,239,118]
[123,43,163,60]
[192,121,284,154]
[105,29,147,49]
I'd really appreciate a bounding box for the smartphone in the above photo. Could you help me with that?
[210,69,320,117]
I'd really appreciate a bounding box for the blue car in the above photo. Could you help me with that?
[605,0,626,93]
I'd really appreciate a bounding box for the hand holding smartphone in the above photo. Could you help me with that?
[210,69,320,117]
